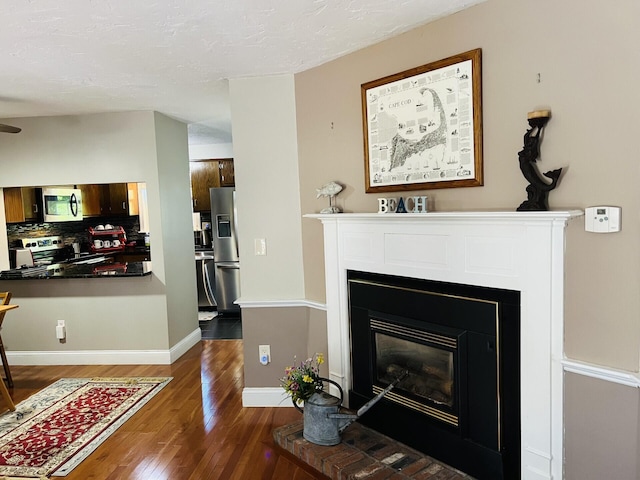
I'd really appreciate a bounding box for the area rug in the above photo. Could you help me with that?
[0,377,171,479]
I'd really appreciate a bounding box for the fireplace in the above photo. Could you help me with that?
[308,210,582,480]
[348,270,520,479]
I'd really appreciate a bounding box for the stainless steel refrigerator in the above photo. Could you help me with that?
[210,187,241,314]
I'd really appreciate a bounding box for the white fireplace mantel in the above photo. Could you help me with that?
[308,210,583,480]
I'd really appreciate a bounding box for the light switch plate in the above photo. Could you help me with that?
[254,238,267,255]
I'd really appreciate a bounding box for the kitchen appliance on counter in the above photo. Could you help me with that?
[210,187,240,314]
[193,213,213,249]
[12,236,69,267]
[6,235,71,276]
[9,249,34,268]
[194,230,211,249]
[201,223,212,248]
[40,187,83,222]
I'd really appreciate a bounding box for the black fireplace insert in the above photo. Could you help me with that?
[348,270,520,480]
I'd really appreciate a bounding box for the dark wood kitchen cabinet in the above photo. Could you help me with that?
[3,187,40,223]
[78,183,139,217]
[190,160,220,212]
[106,183,129,215]
[190,158,234,212]
[78,184,103,217]
[218,158,235,186]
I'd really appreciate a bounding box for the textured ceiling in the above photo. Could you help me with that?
[0,0,485,144]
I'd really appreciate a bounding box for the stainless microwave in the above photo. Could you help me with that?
[41,187,83,222]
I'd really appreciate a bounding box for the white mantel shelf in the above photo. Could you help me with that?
[306,210,583,221]
[308,210,584,480]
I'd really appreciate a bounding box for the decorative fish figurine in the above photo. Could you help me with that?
[317,181,343,214]
[316,181,343,198]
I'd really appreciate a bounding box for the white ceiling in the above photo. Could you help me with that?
[1,0,484,145]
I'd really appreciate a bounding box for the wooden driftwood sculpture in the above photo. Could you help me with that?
[516,110,562,211]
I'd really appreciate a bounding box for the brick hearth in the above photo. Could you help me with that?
[273,420,474,479]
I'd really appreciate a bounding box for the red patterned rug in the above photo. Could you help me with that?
[0,377,171,479]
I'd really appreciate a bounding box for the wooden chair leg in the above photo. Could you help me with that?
[0,373,15,412]
[0,336,12,388]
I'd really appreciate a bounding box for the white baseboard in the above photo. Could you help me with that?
[242,387,295,407]
[170,328,202,363]
[6,328,202,366]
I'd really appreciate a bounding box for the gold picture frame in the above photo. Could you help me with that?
[362,48,483,193]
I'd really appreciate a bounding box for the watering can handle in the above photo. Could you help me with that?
[321,377,344,402]
[292,377,344,414]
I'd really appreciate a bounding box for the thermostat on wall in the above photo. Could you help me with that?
[585,206,621,233]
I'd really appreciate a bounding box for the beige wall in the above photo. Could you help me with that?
[296,0,640,372]
[0,111,197,353]
[565,372,639,479]
[242,306,327,389]
[294,0,640,475]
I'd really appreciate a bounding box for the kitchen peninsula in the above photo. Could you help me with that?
[0,256,152,279]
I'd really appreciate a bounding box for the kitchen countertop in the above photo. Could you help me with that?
[119,246,151,255]
[0,255,152,280]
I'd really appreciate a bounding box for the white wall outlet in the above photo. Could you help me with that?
[259,344,270,365]
[254,238,267,256]
[56,320,66,340]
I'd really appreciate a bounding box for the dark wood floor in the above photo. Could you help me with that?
[7,340,322,480]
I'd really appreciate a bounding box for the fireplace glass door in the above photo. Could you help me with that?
[372,318,460,427]
[375,331,454,408]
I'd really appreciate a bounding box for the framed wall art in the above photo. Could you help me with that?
[362,48,483,193]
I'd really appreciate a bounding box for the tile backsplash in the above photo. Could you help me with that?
[6,216,142,251]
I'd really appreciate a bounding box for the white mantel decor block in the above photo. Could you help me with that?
[307,211,583,480]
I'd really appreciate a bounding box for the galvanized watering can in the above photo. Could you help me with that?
[294,371,408,446]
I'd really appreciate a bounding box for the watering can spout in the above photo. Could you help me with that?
[331,370,409,434]
[330,412,360,433]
